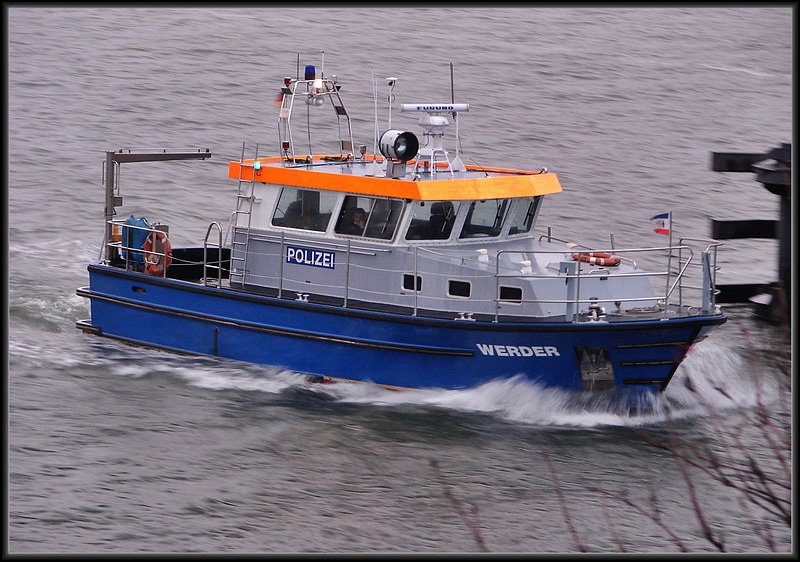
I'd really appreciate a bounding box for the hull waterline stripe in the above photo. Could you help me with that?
[621,378,666,385]
[75,324,420,392]
[618,360,677,367]
[76,287,474,357]
[614,341,686,349]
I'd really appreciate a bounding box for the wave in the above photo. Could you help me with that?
[87,335,782,429]
[698,63,789,79]
[9,292,89,333]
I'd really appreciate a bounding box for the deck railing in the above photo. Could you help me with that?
[105,221,722,322]
[105,219,172,278]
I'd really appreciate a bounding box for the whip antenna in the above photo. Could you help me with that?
[367,69,381,176]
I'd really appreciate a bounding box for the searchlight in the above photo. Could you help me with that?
[378,130,419,162]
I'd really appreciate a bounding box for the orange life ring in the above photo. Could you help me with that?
[571,251,621,267]
[142,231,173,276]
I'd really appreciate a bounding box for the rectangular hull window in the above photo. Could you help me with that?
[403,274,422,292]
[499,285,523,303]
[448,280,471,298]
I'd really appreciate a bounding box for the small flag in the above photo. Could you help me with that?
[651,212,671,235]
[273,92,284,108]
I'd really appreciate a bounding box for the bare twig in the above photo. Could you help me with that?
[682,375,790,525]
[538,447,586,552]
[669,438,726,551]
[601,499,626,552]
[589,487,687,552]
[429,458,488,552]
[739,495,776,552]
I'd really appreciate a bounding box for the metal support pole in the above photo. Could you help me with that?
[701,250,712,313]
[278,232,285,299]
[561,261,578,321]
[413,246,418,316]
[103,151,117,263]
[664,212,673,313]
[344,240,351,307]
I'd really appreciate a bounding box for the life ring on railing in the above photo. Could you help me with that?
[571,251,621,267]
[142,231,173,276]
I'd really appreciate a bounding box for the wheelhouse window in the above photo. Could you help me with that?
[459,199,509,239]
[448,280,471,298]
[366,198,404,239]
[405,200,459,240]
[508,197,541,235]
[272,187,337,231]
[335,195,404,240]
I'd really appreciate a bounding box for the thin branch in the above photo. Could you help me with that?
[429,458,488,552]
[662,410,725,551]
[670,443,725,551]
[601,499,626,552]
[739,495,776,552]
[589,487,687,552]
[538,446,586,552]
[684,376,789,523]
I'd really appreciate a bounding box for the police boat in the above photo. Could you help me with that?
[76,61,727,395]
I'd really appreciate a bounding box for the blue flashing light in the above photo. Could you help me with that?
[304,65,316,80]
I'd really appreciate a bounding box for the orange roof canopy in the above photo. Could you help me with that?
[228,157,562,201]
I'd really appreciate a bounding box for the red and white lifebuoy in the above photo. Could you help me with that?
[142,231,173,276]
[571,251,621,267]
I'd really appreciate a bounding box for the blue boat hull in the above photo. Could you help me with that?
[77,264,726,394]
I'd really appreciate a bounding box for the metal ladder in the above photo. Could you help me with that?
[277,76,355,161]
[326,80,355,157]
[228,142,259,286]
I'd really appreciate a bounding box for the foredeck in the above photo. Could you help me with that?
[228,156,562,201]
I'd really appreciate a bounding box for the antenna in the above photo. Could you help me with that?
[386,77,397,130]
[367,70,382,177]
[450,62,465,171]
[450,62,455,106]
[372,70,378,158]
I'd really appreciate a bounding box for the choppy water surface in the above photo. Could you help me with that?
[8,7,792,554]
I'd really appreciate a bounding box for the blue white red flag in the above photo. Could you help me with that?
[651,212,671,235]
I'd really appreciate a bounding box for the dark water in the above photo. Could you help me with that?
[8,7,792,553]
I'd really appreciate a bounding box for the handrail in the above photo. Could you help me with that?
[494,244,698,322]
[232,238,713,321]
[664,247,695,302]
[203,222,223,286]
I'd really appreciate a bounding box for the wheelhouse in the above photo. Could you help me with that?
[239,181,544,246]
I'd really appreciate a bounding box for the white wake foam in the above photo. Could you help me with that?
[76,332,788,429]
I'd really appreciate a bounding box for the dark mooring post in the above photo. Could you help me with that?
[711,142,791,320]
